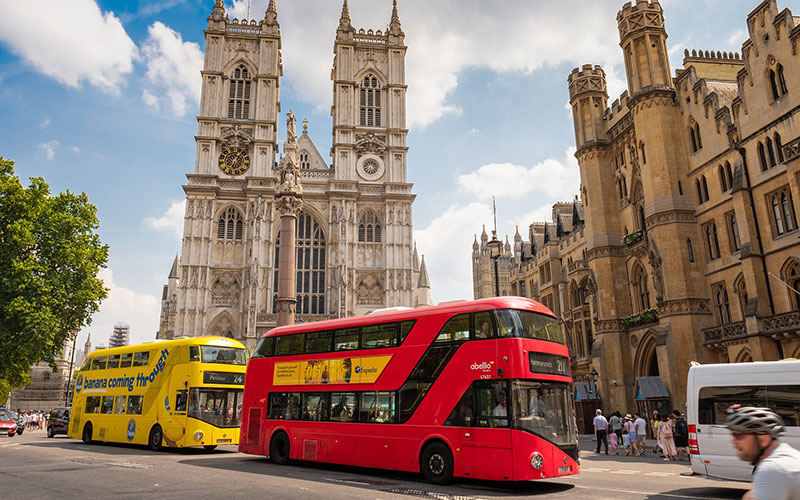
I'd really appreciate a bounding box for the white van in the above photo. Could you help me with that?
[686,360,800,482]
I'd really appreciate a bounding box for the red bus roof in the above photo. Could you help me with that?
[263,296,555,338]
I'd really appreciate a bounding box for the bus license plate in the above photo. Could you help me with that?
[558,466,571,473]
[217,439,231,444]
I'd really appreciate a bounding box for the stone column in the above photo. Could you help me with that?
[274,111,304,327]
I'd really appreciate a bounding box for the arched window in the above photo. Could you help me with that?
[702,176,709,202]
[705,221,720,260]
[639,205,646,232]
[733,274,748,319]
[719,165,728,192]
[766,137,777,167]
[687,238,694,262]
[217,207,243,240]
[784,260,800,310]
[695,123,703,150]
[631,264,650,312]
[713,282,731,325]
[358,210,382,243]
[299,152,310,169]
[696,179,703,204]
[690,127,698,152]
[769,64,788,100]
[769,187,797,237]
[359,74,381,127]
[775,133,784,163]
[273,211,326,315]
[725,161,734,189]
[778,64,788,95]
[769,68,780,100]
[758,142,768,171]
[639,140,646,164]
[622,176,628,197]
[227,65,251,120]
[728,212,741,251]
[678,180,683,195]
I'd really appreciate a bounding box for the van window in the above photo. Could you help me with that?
[698,385,800,426]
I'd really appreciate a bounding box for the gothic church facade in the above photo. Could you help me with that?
[158,0,430,350]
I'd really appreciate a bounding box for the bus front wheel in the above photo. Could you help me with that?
[148,425,163,451]
[269,431,290,465]
[82,423,93,444]
[420,442,454,485]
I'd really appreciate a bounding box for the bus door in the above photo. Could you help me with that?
[457,381,512,480]
[162,387,188,447]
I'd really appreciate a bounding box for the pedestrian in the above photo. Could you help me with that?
[634,412,647,456]
[672,410,689,461]
[624,414,637,455]
[609,411,623,445]
[651,410,662,454]
[726,405,800,500]
[593,409,609,455]
[609,429,619,455]
[660,414,677,461]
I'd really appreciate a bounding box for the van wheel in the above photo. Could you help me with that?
[148,425,163,451]
[420,442,454,485]
[203,445,217,451]
[47,426,54,438]
[269,431,290,465]
[82,423,93,444]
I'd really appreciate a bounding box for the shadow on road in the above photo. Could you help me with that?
[22,437,236,457]
[178,455,575,497]
[643,486,748,499]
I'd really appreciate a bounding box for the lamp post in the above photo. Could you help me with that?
[488,230,502,297]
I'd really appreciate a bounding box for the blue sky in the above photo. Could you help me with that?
[0,0,793,349]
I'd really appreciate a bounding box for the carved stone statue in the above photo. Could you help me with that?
[286,110,297,144]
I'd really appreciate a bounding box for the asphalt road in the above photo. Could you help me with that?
[0,431,748,500]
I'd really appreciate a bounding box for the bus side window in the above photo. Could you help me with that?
[494,309,517,337]
[189,346,200,362]
[435,314,470,343]
[133,351,150,367]
[175,390,187,412]
[474,381,508,428]
[119,353,133,368]
[361,323,398,348]
[334,327,359,351]
[330,392,356,422]
[275,334,304,356]
[444,386,474,427]
[91,356,107,370]
[127,396,143,415]
[473,311,495,339]
[107,354,121,369]
[399,320,415,344]
[114,396,126,414]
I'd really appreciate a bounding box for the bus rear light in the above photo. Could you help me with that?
[530,452,544,470]
[688,424,699,455]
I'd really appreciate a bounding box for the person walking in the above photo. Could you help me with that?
[624,414,637,456]
[651,411,662,454]
[593,409,609,455]
[672,410,689,461]
[609,411,623,445]
[726,405,800,500]
[660,414,677,461]
[634,412,647,456]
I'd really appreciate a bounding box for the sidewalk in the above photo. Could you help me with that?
[578,434,692,465]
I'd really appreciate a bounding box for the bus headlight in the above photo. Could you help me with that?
[194,431,204,441]
[530,452,544,470]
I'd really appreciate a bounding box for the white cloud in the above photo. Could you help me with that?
[414,202,492,302]
[728,28,748,47]
[141,22,203,116]
[37,140,59,160]
[0,0,137,93]
[467,128,481,136]
[456,147,580,201]
[78,267,160,349]
[70,146,81,154]
[39,118,51,129]
[145,200,186,239]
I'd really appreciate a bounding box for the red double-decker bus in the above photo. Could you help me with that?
[239,297,579,483]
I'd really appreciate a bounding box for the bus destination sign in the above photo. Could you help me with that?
[203,371,244,385]
[528,352,570,377]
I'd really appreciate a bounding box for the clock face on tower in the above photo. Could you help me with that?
[218,147,250,176]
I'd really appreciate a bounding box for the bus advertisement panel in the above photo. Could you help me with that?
[69,336,246,450]
[239,297,579,484]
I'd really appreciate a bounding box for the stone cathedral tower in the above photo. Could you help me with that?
[157,0,429,350]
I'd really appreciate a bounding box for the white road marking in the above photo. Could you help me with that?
[610,469,639,474]
[645,472,675,476]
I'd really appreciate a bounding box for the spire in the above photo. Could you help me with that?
[338,0,352,28]
[417,255,430,288]
[209,0,226,26]
[413,242,420,273]
[265,0,278,26]
[302,118,308,135]
[472,234,479,250]
[514,225,522,242]
[388,0,404,38]
[480,224,488,243]
[169,255,179,279]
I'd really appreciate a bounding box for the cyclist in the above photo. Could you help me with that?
[726,405,800,500]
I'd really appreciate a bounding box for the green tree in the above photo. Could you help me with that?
[0,157,108,403]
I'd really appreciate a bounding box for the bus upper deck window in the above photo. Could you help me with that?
[473,311,495,339]
[107,354,121,369]
[133,351,150,367]
[189,346,200,362]
[494,310,517,337]
[120,353,133,368]
[91,357,107,370]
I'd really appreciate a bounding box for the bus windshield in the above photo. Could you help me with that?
[199,346,246,365]
[188,388,243,428]
[495,309,564,343]
[511,380,576,446]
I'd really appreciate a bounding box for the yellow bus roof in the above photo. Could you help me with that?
[83,336,245,359]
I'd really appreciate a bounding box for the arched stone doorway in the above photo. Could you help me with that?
[633,331,669,428]
[208,312,237,339]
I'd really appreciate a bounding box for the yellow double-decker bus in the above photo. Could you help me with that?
[69,336,246,451]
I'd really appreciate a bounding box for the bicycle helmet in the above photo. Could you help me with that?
[725,405,785,438]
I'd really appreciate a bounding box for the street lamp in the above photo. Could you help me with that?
[488,230,502,297]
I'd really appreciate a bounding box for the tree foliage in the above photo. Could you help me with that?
[0,157,108,403]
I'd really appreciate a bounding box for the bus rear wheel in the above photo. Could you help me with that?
[82,423,93,444]
[269,431,290,465]
[148,425,163,451]
[420,442,454,485]
[203,445,217,451]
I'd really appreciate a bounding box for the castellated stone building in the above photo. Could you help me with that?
[474,0,800,422]
[157,0,431,351]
